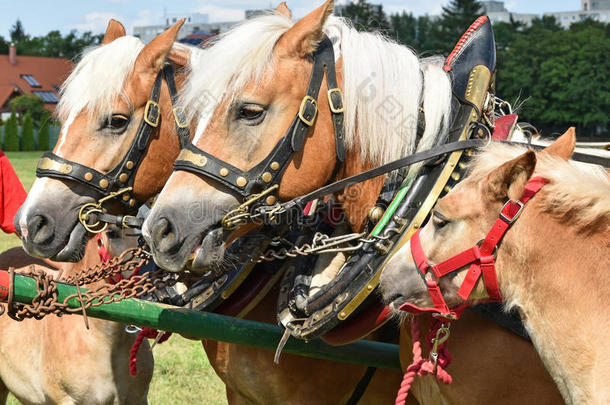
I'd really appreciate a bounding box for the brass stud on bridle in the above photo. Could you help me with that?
[270,161,280,171]
[236,177,247,187]
[119,173,128,183]
[126,161,134,170]
[84,172,93,181]
[261,172,272,183]
[220,168,229,177]
[99,179,109,189]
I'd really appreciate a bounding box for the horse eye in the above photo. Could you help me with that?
[238,105,265,121]
[432,211,450,230]
[105,114,130,131]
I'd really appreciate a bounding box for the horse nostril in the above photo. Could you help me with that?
[28,214,55,245]
[151,217,180,254]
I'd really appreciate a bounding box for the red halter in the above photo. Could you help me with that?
[399,176,548,321]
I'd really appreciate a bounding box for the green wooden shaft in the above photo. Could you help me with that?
[11,273,401,370]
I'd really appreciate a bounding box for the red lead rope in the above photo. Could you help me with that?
[395,318,453,405]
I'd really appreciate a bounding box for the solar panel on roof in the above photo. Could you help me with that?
[32,91,59,103]
[21,74,42,88]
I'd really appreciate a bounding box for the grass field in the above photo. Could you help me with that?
[2,152,227,405]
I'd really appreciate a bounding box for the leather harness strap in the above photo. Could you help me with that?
[35,63,185,210]
[401,176,548,320]
[173,36,345,202]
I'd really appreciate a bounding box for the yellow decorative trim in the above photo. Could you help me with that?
[37,157,72,174]
[177,149,207,167]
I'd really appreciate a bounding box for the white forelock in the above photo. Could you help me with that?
[57,36,145,124]
[183,14,452,165]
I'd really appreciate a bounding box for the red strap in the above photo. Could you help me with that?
[409,230,431,275]
[404,176,548,319]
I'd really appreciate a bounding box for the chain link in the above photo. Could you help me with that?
[4,248,180,321]
[256,232,390,262]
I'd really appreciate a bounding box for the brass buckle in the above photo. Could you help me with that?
[144,100,160,127]
[298,96,318,127]
[327,88,345,113]
[77,187,133,234]
[173,106,189,128]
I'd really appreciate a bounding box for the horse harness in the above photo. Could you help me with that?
[402,176,548,321]
[172,36,347,230]
[34,63,189,233]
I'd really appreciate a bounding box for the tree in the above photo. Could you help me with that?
[37,119,50,151]
[496,18,610,137]
[7,19,103,60]
[389,11,417,45]
[436,0,484,52]
[9,94,47,125]
[341,0,390,34]
[3,109,19,151]
[21,112,35,151]
[10,19,27,43]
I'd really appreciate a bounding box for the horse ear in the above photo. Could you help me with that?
[542,127,576,161]
[276,0,333,58]
[134,18,185,74]
[276,2,292,18]
[102,19,126,45]
[484,151,537,202]
[168,44,191,68]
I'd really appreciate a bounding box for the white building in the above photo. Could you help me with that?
[545,1,610,28]
[133,12,241,43]
[480,1,538,26]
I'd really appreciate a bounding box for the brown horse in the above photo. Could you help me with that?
[0,230,152,404]
[8,17,407,405]
[143,1,561,403]
[14,19,187,262]
[381,130,609,404]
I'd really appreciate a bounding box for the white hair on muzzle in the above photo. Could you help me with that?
[57,36,145,123]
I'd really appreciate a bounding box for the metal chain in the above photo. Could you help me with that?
[4,248,180,321]
[256,232,390,262]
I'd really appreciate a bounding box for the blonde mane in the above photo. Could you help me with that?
[182,13,452,166]
[470,143,610,234]
[57,36,145,123]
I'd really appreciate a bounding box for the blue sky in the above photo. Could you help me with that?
[0,0,583,38]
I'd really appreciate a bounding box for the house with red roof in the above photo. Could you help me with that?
[0,44,72,117]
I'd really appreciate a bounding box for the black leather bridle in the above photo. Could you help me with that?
[172,36,346,229]
[35,64,189,230]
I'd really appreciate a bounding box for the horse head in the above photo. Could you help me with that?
[144,0,452,272]
[15,19,190,261]
[379,129,577,311]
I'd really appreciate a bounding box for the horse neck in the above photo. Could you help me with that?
[335,141,384,233]
[497,206,610,403]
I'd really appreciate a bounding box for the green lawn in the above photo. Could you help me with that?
[2,152,227,405]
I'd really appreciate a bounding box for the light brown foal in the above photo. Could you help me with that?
[0,233,152,405]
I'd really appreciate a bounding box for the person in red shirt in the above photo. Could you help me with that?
[0,151,27,234]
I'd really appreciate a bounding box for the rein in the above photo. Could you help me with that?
[401,176,548,321]
[35,63,189,233]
